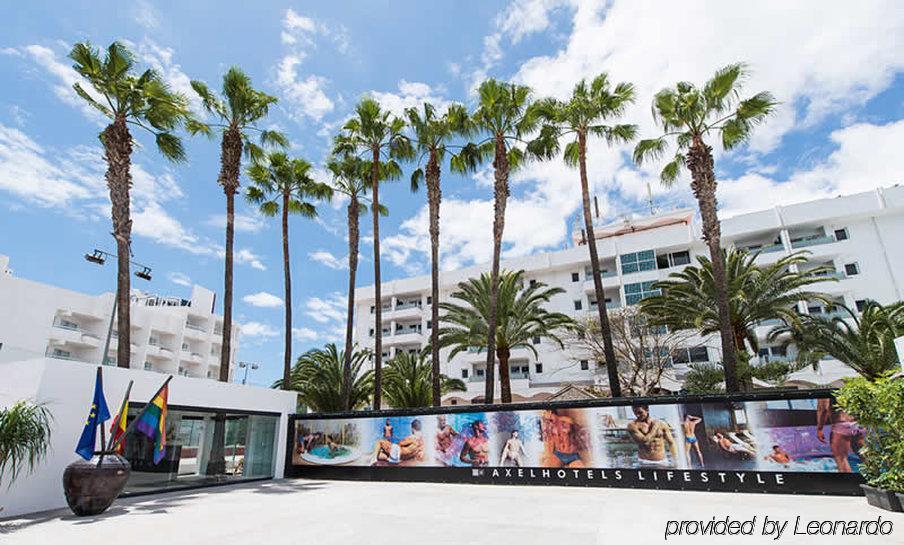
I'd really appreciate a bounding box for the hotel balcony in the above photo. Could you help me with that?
[49,326,102,348]
[791,235,837,249]
[184,321,208,338]
[389,302,423,320]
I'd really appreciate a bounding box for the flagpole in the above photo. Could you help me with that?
[109,375,172,453]
[105,379,134,452]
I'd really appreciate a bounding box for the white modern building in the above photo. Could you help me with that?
[0,254,239,381]
[353,186,904,404]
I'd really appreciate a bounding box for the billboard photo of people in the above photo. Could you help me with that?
[745,397,863,473]
[539,408,592,468]
[489,410,543,467]
[435,412,490,467]
[368,416,434,466]
[293,419,366,466]
[591,403,685,468]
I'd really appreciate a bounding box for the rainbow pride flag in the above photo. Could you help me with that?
[135,384,168,464]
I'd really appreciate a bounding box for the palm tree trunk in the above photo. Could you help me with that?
[497,347,512,404]
[342,199,360,410]
[486,135,509,404]
[370,147,383,410]
[218,126,243,386]
[687,135,738,392]
[281,191,292,389]
[426,150,442,407]
[102,115,133,369]
[578,132,622,397]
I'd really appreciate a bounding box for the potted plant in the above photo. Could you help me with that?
[835,374,904,512]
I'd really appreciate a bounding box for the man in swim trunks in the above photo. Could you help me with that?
[435,415,458,455]
[712,432,756,456]
[371,418,424,465]
[499,430,525,467]
[627,404,678,467]
[682,414,705,467]
[459,420,489,466]
[816,398,864,473]
[765,444,792,465]
[540,410,587,468]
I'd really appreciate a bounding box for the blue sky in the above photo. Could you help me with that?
[1,1,903,386]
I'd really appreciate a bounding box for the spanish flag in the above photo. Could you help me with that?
[109,394,129,455]
[135,384,168,464]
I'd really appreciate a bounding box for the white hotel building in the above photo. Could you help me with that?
[353,186,904,404]
[0,254,239,380]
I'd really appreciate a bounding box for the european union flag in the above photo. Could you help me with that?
[75,367,111,460]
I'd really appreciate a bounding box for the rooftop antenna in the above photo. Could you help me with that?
[646,182,658,216]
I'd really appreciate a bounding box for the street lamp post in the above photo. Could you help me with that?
[238,361,259,385]
[85,248,153,367]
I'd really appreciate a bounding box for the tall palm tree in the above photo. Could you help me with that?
[382,348,466,408]
[639,248,833,386]
[451,79,539,404]
[633,63,776,392]
[406,102,471,406]
[0,401,52,486]
[335,98,413,410]
[276,343,374,413]
[325,152,378,410]
[70,41,194,369]
[438,270,575,403]
[769,301,904,380]
[530,74,637,397]
[190,68,287,383]
[246,152,333,389]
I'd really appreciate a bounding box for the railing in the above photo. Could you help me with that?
[585,269,618,280]
[394,302,422,311]
[790,235,836,249]
[53,322,80,332]
[185,322,207,332]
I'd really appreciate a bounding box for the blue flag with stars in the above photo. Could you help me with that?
[75,367,111,460]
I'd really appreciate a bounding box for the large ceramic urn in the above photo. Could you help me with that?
[62,453,131,516]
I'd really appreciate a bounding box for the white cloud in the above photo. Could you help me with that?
[292,327,319,341]
[168,272,192,287]
[304,292,347,324]
[242,291,284,308]
[205,212,266,233]
[131,0,161,30]
[129,39,204,116]
[276,55,334,121]
[19,44,105,122]
[309,249,348,270]
[234,248,267,271]
[239,321,280,338]
[370,80,450,117]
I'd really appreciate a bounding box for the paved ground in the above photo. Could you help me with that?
[2,479,902,544]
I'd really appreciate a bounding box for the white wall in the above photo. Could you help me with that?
[0,358,296,519]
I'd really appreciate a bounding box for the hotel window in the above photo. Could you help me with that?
[620,249,656,274]
[532,336,541,345]
[672,347,709,364]
[461,369,469,379]
[368,328,375,337]
[834,228,849,241]
[529,279,537,287]
[144,361,152,370]
[535,363,543,373]
[475,368,485,378]
[571,272,580,282]
[426,296,432,305]
[624,281,660,305]
[426,320,432,329]
[580,360,589,370]
[573,300,583,311]
[656,250,691,269]
[370,305,375,314]
[855,299,869,312]
[844,262,860,276]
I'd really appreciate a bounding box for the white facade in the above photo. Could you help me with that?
[353,186,904,403]
[0,357,296,518]
[0,254,239,381]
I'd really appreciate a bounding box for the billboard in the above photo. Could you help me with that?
[286,391,865,495]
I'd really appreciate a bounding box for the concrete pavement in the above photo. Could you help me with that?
[1,479,902,544]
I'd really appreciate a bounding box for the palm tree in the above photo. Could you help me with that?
[769,301,904,380]
[0,401,52,486]
[406,102,471,406]
[382,348,466,408]
[246,152,333,389]
[530,74,637,397]
[335,98,414,410]
[633,63,776,392]
[70,41,194,369]
[325,151,377,410]
[190,68,287,383]
[451,79,539,404]
[276,343,374,413]
[438,270,575,403]
[640,249,834,364]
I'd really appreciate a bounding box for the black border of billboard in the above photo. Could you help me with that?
[284,388,865,496]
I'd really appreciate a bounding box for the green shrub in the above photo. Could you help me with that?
[835,374,904,491]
